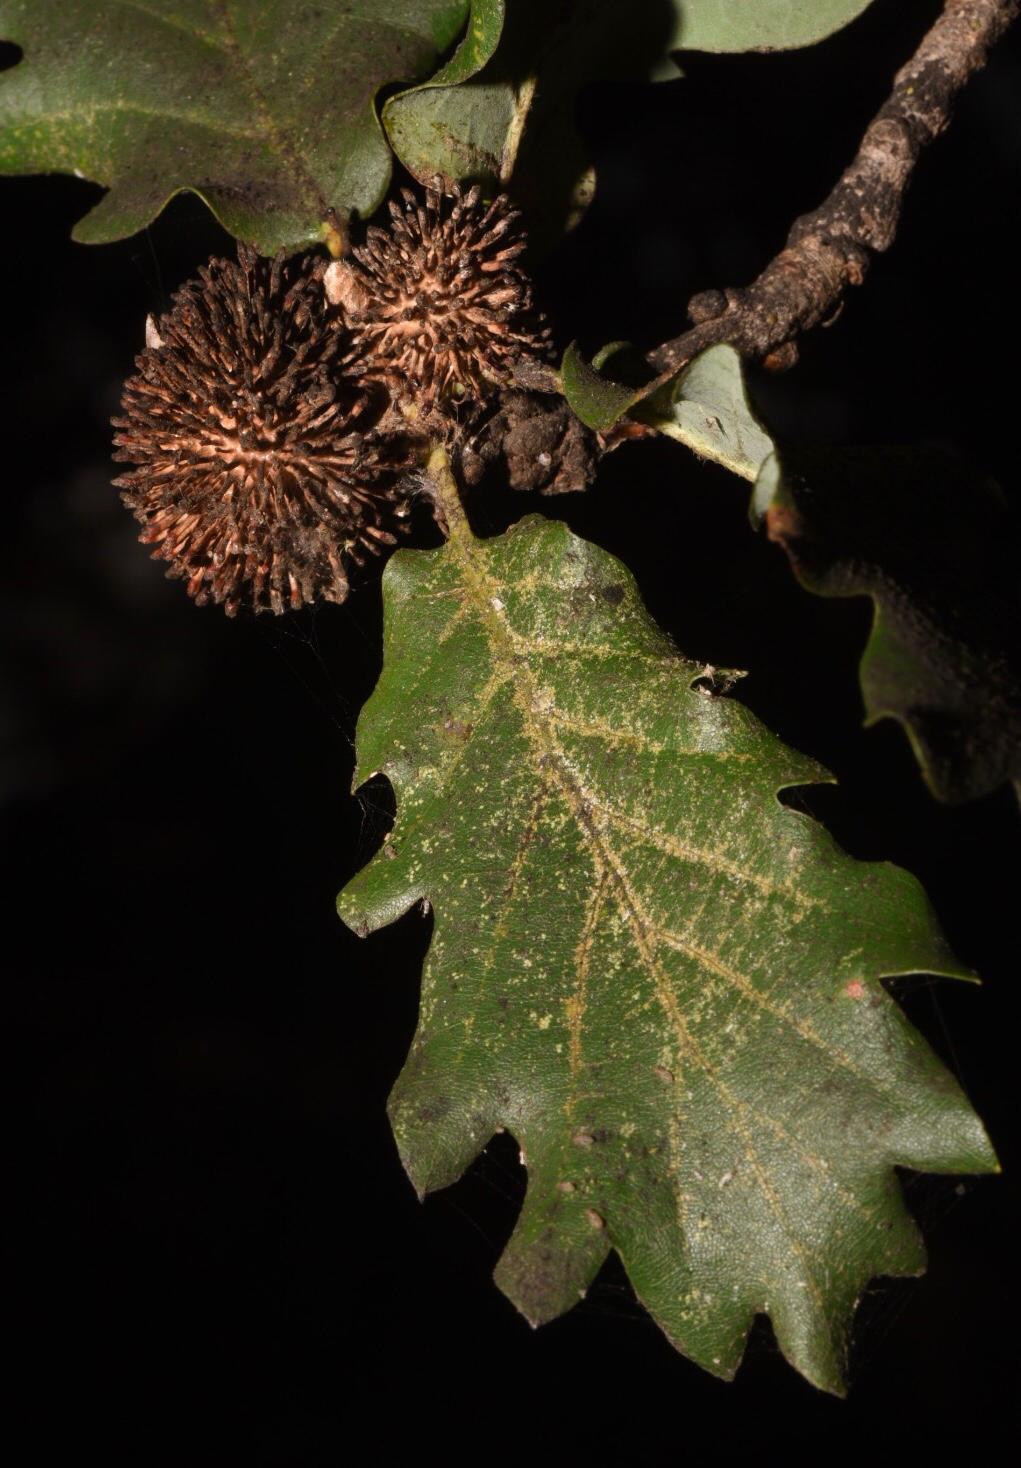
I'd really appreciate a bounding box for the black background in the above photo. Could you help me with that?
[6,2,1019,1460]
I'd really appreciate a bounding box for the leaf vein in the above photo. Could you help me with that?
[211,0,329,217]
[113,0,231,55]
[657,926,900,1105]
[440,513,831,1307]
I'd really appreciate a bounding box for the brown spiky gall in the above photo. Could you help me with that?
[325,180,552,408]
[113,246,411,616]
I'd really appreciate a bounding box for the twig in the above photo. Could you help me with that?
[647,0,1019,376]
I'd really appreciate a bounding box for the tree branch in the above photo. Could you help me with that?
[647,0,1019,376]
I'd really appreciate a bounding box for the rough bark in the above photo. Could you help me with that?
[646,0,1019,376]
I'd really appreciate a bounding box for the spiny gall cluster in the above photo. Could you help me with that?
[113,182,551,614]
[113,248,410,615]
[327,181,552,407]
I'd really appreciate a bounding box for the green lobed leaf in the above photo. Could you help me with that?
[383,0,507,186]
[636,343,775,481]
[338,452,994,1392]
[560,341,647,431]
[0,0,472,252]
[563,341,774,482]
[671,0,875,53]
[383,0,880,220]
[755,446,1021,805]
[383,1,686,248]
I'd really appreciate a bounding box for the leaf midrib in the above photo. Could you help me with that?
[3,0,462,227]
[436,476,852,1307]
[210,0,328,217]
